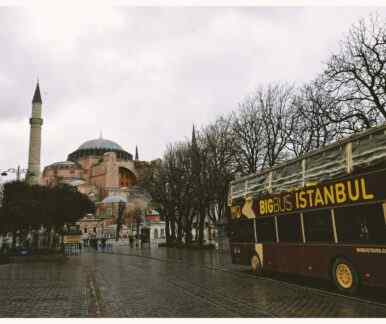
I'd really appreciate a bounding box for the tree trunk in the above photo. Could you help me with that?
[165,216,171,243]
[12,228,16,250]
[198,208,205,246]
[136,220,141,241]
[170,217,176,243]
[177,220,183,243]
[185,221,192,245]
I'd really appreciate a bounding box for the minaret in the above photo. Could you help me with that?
[135,146,139,160]
[26,82,43,184]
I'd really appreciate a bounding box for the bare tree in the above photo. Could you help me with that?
[320,13,386,128]
[231,96,266,175]
[288,83,343,157]
[258,83,295,167]
[201,117,234,225]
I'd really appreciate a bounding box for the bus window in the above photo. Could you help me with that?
[335,203,386,244]
[228,219,254,243]
[256,217,276,243]
[277,213,302,243]
[303,209,334,243]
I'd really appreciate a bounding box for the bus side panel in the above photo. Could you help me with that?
[261,244,279,272]
[297,245,334,279]
[345,246,386,289]
[301,245,386,288]
[263,244,330,276]
[275,244,305,274]
[262,244,386,289]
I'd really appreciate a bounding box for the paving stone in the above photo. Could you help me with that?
[0,248,385,317]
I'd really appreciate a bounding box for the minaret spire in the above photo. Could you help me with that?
[191,124,201,176]
[135,146,139,160]
[32,81,42,104]
[192,124,197,147]
[27,81,44,184]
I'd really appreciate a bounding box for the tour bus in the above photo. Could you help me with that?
[228,123,386,294]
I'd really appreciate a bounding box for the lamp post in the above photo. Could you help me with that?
[1,166,33,181]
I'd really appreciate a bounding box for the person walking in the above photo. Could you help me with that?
[101,237,106,252]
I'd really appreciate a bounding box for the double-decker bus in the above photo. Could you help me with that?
[228,124,386,294]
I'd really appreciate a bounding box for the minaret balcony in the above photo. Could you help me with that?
[29,117,43,125]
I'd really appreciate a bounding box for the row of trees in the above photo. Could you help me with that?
[0,181,95,250]
[142,14,386,246]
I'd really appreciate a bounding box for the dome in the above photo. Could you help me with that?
[49,161,77,167]
[66,179,86,186]
[102,195,127,204]
[78,138,124,151]
[67,137,133,162]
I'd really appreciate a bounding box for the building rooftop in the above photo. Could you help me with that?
[78,138,124,151]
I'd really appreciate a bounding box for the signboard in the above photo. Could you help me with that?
[233,168,386,218]
[63,235,81,244]
[254,169,386,217]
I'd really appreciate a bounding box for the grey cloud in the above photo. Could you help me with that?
[1,7,386,179]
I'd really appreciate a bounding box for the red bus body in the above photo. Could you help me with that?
[229,124,386,291]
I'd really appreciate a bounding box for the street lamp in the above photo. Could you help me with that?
[0,166,33,181]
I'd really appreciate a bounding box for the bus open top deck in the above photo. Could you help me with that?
[228,123,386,294]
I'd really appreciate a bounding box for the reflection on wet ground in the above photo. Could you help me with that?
[0,246,385,317]
[113,244,386,304]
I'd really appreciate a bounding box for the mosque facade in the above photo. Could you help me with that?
[40,135,156,232]
[41,136,142,202]
[27,82,164,241]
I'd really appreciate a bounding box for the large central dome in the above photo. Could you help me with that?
[67,137,132,162]
[78,138,124,151]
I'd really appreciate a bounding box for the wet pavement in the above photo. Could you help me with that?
[0,246,385,317]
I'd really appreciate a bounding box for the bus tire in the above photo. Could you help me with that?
[251,254,262,274]
[332,258,359,295]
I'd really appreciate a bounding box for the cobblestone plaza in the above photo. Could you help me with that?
[0,248,385,317]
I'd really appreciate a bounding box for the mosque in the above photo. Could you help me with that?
[41,135,143,201]
[26,82,165,243]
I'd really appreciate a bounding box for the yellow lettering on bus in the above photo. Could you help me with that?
[298,191,307,208]
[361,178,374,200]
[295,192,299,209]
[284,194,293,211]
[323,185,335,205]
[306,189,315,207]
[259,200,266,215]
[267,199,274,214]
[314,188,325,207]
[347,179,360,201]
[335,183,347,203]
[279,197,286,212]
[273,198,280,213]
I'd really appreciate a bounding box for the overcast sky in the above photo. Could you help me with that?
[1,6,386,181]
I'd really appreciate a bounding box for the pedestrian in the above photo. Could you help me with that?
[129,235,134,248]
[101,237,106,252]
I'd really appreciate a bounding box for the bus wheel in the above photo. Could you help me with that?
[332,258,359,294]
[251,254,262,274]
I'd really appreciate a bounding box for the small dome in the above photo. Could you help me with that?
[66,179,86,186]
[48,161,78,168]
[102,195,127,204]
[78,138,123,151]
